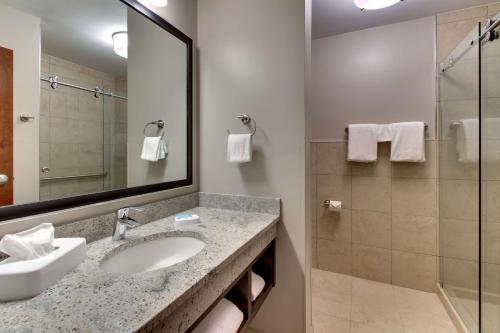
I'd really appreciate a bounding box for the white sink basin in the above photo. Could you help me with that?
[100,237,205,274]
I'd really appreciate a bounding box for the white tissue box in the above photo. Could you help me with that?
[0,238,86,302]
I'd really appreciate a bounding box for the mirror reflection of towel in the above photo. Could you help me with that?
[141,136,168,162]
[456,119,479,163]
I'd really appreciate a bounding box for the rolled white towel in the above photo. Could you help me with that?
[193,298,244,333]
[251,271,266,301]
[0,223,55,261]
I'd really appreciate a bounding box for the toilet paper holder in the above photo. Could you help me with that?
[323,200,343,208]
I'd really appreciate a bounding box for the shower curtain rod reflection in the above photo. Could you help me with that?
[40,75,128,100]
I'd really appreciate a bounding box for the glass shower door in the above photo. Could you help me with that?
[439,24,481,333]
[481,14,500,333]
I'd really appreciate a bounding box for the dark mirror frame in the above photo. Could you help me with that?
[0,0,193,222]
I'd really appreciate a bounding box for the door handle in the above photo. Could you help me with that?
[0,174,9,186]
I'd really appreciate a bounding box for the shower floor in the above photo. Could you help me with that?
[312,269,457,333]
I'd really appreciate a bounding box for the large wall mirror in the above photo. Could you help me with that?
[0,0,192,221]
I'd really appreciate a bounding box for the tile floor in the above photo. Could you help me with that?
[312,269,458,333]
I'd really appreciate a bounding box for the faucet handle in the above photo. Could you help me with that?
[117,207,145,219]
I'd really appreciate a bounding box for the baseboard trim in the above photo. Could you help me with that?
[436,283,470,333]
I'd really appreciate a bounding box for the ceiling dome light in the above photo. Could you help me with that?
[112,31,128,59]
[354,0,402,10]
[141,0,168,7]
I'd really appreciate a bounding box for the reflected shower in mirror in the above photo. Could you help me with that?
[0,0,191,214]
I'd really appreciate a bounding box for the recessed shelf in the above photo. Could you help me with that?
[187,239,276,333]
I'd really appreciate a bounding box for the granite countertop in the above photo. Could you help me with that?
[0,205,280,332]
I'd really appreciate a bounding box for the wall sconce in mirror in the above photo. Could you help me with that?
[112,31,128,59]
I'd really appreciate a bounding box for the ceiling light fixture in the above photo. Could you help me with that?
[354,0,402,10]
[141,0,168,7]
[112,31,128,59]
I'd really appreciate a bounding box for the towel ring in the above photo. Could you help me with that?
[227,114,257,136]
[144,120,165,137]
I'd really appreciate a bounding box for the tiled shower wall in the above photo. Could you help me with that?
[39,54,127,200]
[311,141,438,292]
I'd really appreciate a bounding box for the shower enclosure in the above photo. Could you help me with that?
[439,15,500,333]
[39,56,128,201]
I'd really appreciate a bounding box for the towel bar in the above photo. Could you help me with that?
[143,120,165,137]
[227,114,257,137]
[344,123,429,134]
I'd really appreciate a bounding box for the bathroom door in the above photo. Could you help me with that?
[0,46,13,206]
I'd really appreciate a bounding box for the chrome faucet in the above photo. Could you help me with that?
[112,207,145,241]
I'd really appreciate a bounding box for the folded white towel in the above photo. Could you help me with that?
[377,124,393,142]
[0,223,55,261]
[227,134,252,163]
[456,119,479,163]
[347,124,379,162]
[251,271,266,301]
[192,298,244,333]
[390,122,426,162]
[141,136,167,162]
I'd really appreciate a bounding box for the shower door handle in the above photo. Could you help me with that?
[0,174,9,186]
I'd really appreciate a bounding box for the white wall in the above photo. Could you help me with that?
[0,0,198,235]
[311,17,437,141]
[127,8,188,186]
[198,0,306,332]
[0,3,40,204]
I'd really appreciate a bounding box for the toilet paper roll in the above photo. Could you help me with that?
[328,200,343,212]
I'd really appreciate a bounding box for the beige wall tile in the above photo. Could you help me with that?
[439,139,479,180]
[483,263,500,294]
[392,141,437,179]
[439,56,479,100]
[440,256,479,290]
[489,3,500,15]
[311,175,317,238]
[317,239,352,275]
[317,175,352,209]
[40,115,50,143]
[392,179,437,217]
[437,19,484,63]
[351,143,391,178]
[352,244,391,283]
[310,142,317,175]
[440,218,479,261]
[352,210,391,249]
[352,177,391,213]
[40,89,50,117]
[312,238,318,269]
[486,222,500,264]
[440,179,479,220]
[315,142,350,175]
[392,251,437,292]
[317,208,352,242]
[486,180,500,221]
[392,214,436,255]
[437,6,488,24]
[486,55,500,98]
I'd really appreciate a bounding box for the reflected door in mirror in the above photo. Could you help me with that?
[0,46,13,206]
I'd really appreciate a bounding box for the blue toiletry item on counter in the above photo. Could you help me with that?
[175,213,200,226]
